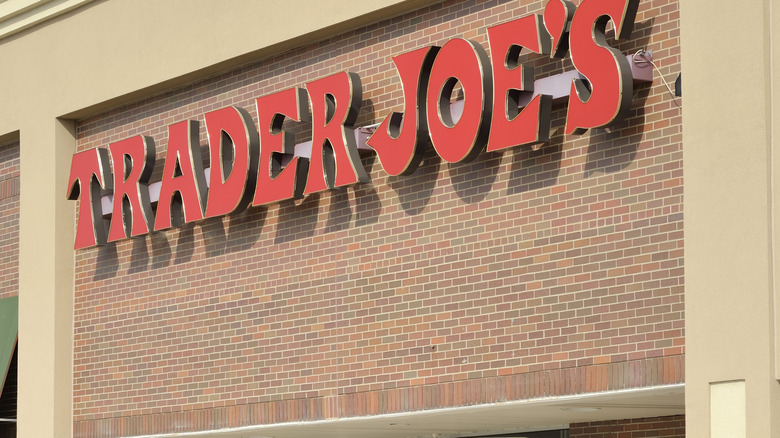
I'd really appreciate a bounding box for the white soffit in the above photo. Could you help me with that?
[129,384,685,438]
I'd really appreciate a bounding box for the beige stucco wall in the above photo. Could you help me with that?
[0,1,436,436]
[681,0,780,436]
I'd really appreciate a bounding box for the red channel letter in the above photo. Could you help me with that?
[67,148,112,249]
[155,120,207,230]
[426,38,493,163]
[366,46,439,176]
[487,14,553,152]
[304,72,368,194]
[253,88,310,205]
[107,135,156,242]
[204,106,259,218]
[565,0,640,135]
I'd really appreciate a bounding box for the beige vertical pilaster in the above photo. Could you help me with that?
[773,0,780,386]
[682,0,780,436]
[16,118,75,437]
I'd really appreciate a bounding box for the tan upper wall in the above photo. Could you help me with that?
[0,0,435,135]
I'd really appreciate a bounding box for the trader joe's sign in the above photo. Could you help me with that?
[67,0,641,249]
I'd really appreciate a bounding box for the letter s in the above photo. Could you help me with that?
[565,0,639,135]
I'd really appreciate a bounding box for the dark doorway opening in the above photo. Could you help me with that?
[0,346,17,437]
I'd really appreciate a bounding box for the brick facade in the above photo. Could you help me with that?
[0,141,19,300]
[570,415,685,437]
[72,0,683,436]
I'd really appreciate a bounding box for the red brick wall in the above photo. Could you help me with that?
[72,0,683,436]
[0,141,19,300]
[570,415,685,437]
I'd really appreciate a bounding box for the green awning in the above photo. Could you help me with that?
[0,296,17,396]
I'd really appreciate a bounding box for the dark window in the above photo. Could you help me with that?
[0,346,17,438]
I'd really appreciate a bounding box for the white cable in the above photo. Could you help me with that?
[632,49,680,107]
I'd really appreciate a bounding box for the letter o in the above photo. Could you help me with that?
[426,38,493,163]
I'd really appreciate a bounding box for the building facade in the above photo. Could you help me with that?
[0,0,778,437]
